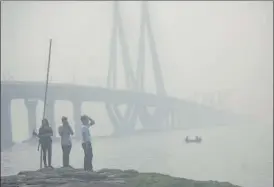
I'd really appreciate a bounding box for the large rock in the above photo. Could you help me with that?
[1,167,242,187]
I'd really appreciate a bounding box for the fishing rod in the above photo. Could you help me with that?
[41,38,53,169]
[33,39,53,169]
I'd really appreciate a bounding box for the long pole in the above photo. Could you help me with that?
[43,39,53,119]
[40,38,53,169]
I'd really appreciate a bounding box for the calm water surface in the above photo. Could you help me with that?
[1,124,273,187]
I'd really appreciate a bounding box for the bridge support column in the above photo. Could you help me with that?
[1,96,13,150]
[138,106,170,131]
[73,101,82,139]
[45,99,56,138]
[106,104,120,133]
[24,99,38,138]
[106,103,138,135]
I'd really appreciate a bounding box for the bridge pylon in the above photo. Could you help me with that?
[106,1,138,134]
[106,1,171,134]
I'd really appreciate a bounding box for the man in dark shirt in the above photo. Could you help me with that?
[38,118,53,168]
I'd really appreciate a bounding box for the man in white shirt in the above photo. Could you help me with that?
[58,116,74,167]
[81,115,95,171]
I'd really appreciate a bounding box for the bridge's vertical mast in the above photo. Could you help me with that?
[136,2,146,92]
[106,1,173,133]
[107,1,118,90]
[106,1,119,132]
[137,1,170,129]
[107,1,136,89]
[106,1,138,134]
[142,1,166,95]
[135,1,166,94]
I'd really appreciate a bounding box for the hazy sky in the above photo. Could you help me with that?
[1,1,273,122]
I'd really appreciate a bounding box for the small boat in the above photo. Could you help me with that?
[185,136,202,143]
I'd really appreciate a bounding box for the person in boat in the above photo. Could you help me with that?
[81,115,95,171]
[38,118,53,168]
[58,116,74,167]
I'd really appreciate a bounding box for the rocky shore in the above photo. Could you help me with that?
[1,167,242,187]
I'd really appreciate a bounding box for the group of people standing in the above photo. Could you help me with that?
[35,115,95,171]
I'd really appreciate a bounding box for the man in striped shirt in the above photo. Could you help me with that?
[81,115,95,171]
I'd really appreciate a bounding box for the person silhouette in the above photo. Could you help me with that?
[38,118,53,168]
[81,115,95,171]
[58,116,74,167]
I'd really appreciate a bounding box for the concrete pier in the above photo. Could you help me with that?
[73,100,82,139]
[24,99,38,138]
[1,95,13,150]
